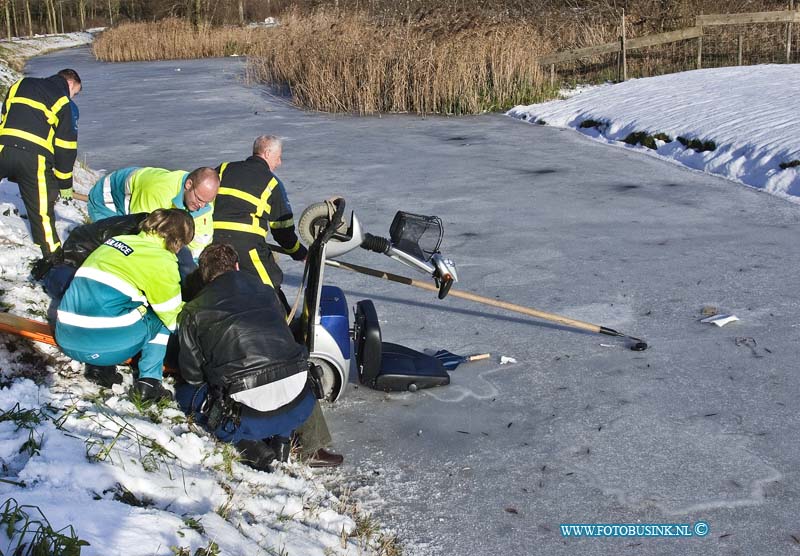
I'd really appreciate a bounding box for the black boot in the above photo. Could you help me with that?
[85,364,123,388]
[269,436,292,463]
[234,439,277,472]
[132,378,173,402]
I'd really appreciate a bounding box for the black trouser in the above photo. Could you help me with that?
[214,231,290,313]
[0,145,60,256]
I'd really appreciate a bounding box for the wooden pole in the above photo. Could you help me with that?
[738,33,743,65]
[621,9,627,81]
[324,259,641,341]
[788,0,795,63]
[550,63,555,88]
[697,29,703,69]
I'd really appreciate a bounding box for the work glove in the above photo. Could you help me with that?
[30,255,54,281]
[59,187,73,201]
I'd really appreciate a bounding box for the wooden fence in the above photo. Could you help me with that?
[540,7,800,85]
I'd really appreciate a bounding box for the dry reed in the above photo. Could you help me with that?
[92,18,265,62]
[246,11,553,115]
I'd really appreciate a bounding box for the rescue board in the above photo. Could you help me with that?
[0,312,57,346]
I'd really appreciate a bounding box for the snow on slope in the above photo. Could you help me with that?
[508,64,800,202]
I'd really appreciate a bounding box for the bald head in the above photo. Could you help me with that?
[184,167,220,212]
[253,135,283,171]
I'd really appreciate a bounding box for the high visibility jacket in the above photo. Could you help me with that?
[0,75,78,188]
[213,156,306,260]
[57,231,184,332]
[88,166,214,259]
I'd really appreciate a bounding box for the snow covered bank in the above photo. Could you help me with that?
[0,38,391,552]
[508,64,800,203]
[0,32,95,87]
[1,171,390,555]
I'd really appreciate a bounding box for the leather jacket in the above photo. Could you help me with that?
[177,271,308,406]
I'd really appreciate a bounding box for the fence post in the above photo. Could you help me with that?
[621,9,627,81]
[697,28,703,69]
[738,33,743,65]
[550,64,555,88]
[788,0,795,63]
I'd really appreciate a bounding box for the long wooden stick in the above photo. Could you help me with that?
[324,259,639,341]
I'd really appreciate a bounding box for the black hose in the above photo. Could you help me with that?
[361,233,391,254]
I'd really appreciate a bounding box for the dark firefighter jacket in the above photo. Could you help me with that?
[213,156,307,261]
[0,74,78,189]
[177,271,309,412]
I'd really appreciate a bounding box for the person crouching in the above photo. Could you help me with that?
[174,243,324,471]
[55,208,193,401]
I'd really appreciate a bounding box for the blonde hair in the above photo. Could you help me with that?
[140,208,195,253]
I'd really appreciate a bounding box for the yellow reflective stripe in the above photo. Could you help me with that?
[38,155,59,251]
[269,218,295,229]
[218,186,261,207]
[50,95,69,117]
[0,128,54,153]
[53,168,72,180]
[249,248,273,286]
[255,177,278,217]
[213,221,267,236]
[218,162,229,178]
[8,97,59,125]
[284,239,301,254]
[54,138,77,149]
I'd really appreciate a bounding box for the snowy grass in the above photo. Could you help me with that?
[0,32,94,96]
[0,196,395,554]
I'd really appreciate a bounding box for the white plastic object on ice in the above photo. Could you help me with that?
[700,314,740,327]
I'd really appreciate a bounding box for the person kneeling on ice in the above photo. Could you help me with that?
[55,208,194,400]
[175,243,343,471]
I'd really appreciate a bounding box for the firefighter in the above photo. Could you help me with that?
[213,135,307,311]
[55,209,194,401]
[0,68,81,256]
[86,166,219,270]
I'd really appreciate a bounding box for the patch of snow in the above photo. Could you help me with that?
[509,65,800,203]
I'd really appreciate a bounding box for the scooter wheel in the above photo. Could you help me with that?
[298,202,349,245]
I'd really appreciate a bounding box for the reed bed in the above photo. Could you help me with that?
[92,0,797,114]
[246,11,552,115]
[93,18,266,62]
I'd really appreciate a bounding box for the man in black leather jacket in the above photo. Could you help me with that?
[176,243,342,470]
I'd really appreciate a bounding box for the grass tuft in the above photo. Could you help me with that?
[578,119,609,132]
[677,136,716,152]
[0,497,90,555]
